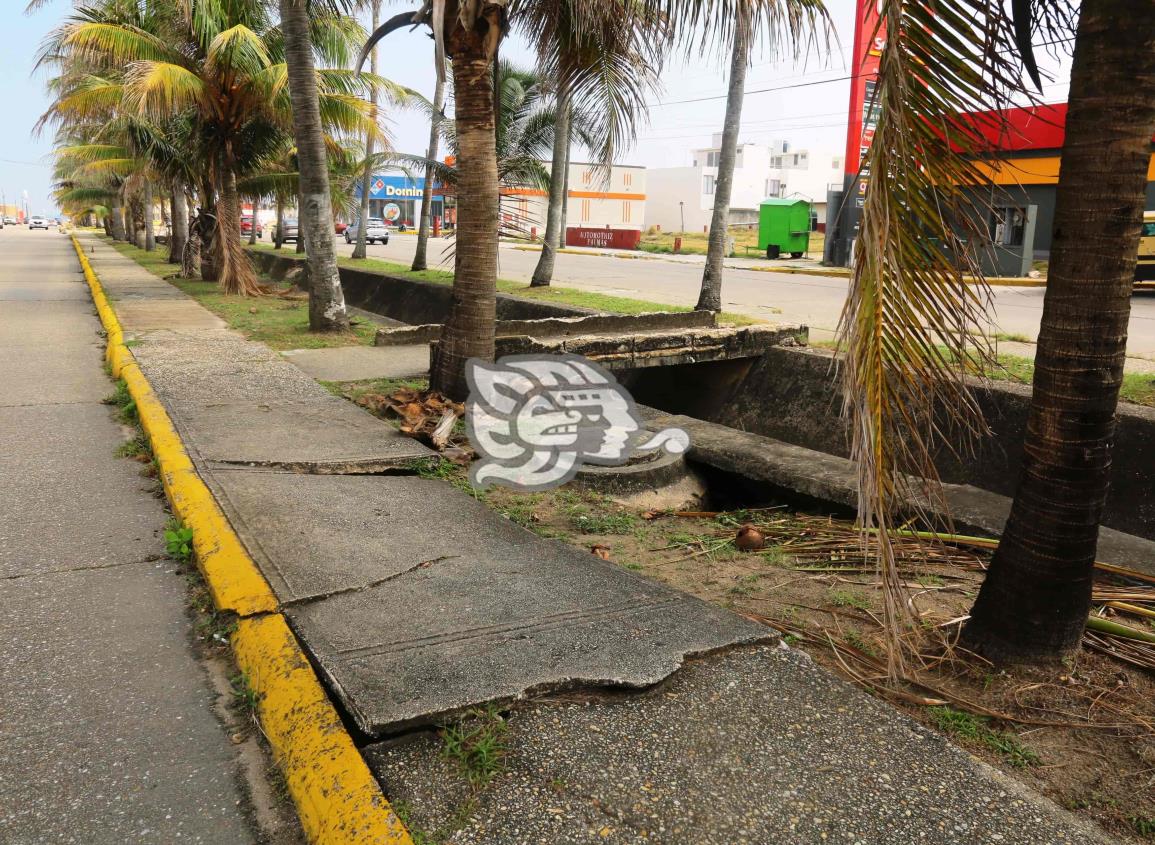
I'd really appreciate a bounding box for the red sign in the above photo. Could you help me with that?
[566,227,642,250]
[844,0,885,178]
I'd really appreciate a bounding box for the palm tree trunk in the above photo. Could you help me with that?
[109,196,126,241]
[697,11,751,312]
[530,86,571,287]
[412,71,447,272]
[143,178,156,252]
[169,180,187,265]
[248,198,258,246]
[558,129,571,245]
[280,0,349,331]
[431,25,503,400]
[353,0,381,261]
[274,195,284,249]
[962,0,1155,662]
[216,164,261,296]
[199,175,218,282]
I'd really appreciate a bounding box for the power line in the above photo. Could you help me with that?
[648,73,853,108]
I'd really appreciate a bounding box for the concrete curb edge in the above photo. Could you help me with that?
[70,234,414,845]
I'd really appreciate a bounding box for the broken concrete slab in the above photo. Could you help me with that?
[281,344,430,382]
[367,645,1109,845]
[284,537,770,734]
[205,473,532,601]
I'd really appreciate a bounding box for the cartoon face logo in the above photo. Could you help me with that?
[465,354,689,490]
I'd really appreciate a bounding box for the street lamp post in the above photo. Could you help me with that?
[679,201,685,234]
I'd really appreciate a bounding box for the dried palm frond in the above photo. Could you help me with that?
[837,0,1040,676]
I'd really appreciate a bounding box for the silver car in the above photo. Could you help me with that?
[344,217,390,245]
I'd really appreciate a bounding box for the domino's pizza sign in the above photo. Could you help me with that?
[358,175,426,199]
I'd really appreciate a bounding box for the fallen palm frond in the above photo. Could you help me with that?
[354,387,470,454]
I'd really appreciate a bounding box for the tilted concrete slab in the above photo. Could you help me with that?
[204,473,535,601]
[280,526,769,734]
[169,398,431,471]
[281,344,430,382]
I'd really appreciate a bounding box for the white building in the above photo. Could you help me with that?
[647,136,843,234]
[502,161,646,239]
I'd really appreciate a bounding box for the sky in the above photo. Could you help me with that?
[1,1,1074,217]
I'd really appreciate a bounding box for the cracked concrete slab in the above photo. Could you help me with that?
[205,473,535,602]
[284,535,770,734]
[367,645,1108,845]
[281,344,430,382]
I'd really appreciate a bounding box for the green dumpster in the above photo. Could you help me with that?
[758,198,811,259]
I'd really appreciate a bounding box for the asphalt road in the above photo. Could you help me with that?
[0,225,259,842]
[331,232,1155,360]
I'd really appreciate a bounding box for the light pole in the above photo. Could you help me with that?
[679,201,685,234]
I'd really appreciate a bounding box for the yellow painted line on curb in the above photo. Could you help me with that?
[70,235,276,617]
[233,615,413,845]
[70,235,414,845]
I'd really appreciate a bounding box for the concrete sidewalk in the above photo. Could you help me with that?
[82,232,1113,844]
[0,229,260,842]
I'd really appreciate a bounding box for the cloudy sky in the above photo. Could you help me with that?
[2,1,1073,215]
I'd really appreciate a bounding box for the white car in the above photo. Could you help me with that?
[344,218,390,245]
[28,216,49,230]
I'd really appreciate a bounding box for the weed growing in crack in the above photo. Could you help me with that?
[102,378,137,423]
[164,519,194,564]
[441,706,508,788]
[230,672,261,719]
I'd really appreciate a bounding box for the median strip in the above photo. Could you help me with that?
[71,234,414,845]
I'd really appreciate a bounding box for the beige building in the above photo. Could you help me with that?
[503,162,647,239]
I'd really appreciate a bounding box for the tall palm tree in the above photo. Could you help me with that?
[695,7,751,311]
[360,0,676,399]
[351,0,381,261]
[412,69,447,272]
[839,0,1155,665]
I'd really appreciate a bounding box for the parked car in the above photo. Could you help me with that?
[2,216,14,225]
[240,215,263,239]
[272,218,299,244]
[28,216,49,230]
[344,217,390,245]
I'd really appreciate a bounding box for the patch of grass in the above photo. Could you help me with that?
[105,237,375,350]
[929,706,1040,768]
[844,629,878,658]
[441,706,508,788]
[994,332,1033,344]
[827,588,871,612]
[248,245,761,325]
[114,433,151,460]
[1129,815,1155,840]
[164,519,194,564]
[568,510,637,535]
[638,227,826,261]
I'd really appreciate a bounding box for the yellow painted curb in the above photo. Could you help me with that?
[71,235,415,845]
[70,236,277,617]
[232,615,413,845]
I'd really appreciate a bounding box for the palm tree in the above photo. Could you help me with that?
[360,0,675,399]
[529,81,571,287]
[412,70,447,272]
[839,0,1155,665]
[695,7,752,311]
[351,0,381,261]
[44,0,379,300]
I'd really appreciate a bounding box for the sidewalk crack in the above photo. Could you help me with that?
[283,555,459,607]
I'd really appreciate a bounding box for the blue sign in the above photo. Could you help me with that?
[355,175,426,199]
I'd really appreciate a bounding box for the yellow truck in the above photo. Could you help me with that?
[1139,210,1155,283]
